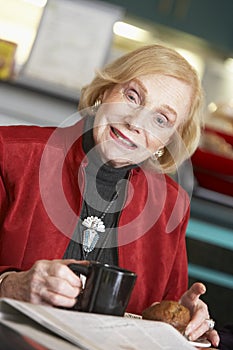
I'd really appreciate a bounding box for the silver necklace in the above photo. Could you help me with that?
[82,191,119,257]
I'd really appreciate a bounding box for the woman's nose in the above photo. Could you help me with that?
[124,109,148,134]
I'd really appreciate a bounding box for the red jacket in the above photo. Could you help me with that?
[0,120,189,314]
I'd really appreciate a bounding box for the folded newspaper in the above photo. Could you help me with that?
[0,298,196,350]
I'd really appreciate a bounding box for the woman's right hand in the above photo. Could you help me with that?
[0,259,86,308]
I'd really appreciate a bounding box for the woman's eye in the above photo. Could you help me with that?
[124,89,140,105]
[154,113,169,127]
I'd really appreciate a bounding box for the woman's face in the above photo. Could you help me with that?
[93,73,192,168]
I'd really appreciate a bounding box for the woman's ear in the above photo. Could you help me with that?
[101,84,116,102]
[101,89,109,102]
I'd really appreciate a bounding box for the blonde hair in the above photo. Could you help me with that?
[78,44,204,173]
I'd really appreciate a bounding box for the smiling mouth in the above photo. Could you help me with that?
[110,127,137,149]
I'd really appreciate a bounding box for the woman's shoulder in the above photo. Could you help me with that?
[0,118,85,146]
[165,173,183,192]
[135,168,190,209]
[0,124,56,144]
[137,167,187,195]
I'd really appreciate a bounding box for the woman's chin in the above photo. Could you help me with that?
[106,158,134,168]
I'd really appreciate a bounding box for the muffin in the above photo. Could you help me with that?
[142,300,191,334]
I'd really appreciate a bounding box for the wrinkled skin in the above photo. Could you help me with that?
[0,259,85,307]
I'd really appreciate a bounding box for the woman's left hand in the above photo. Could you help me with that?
[180,282,219,348]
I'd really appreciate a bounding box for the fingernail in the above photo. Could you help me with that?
[185,330,194,341]
[188,334,194,341]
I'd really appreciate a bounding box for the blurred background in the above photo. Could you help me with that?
[0,0,232,329]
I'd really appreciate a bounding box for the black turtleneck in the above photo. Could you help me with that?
[63,117,133,265]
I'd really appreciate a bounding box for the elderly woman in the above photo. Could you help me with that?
[0,45,219,346]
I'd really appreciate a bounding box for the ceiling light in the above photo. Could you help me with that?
[113,21,150,42]
[208,102,217,113]
[224,58,233,73]
[23,0,47,7]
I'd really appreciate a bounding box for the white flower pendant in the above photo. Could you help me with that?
[82,216,105,254]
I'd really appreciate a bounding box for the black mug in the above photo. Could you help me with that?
[68,261,137,316]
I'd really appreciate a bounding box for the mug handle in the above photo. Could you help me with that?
[68,263,90,276]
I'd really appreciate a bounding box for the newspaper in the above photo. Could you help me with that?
[0,298,196,350]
